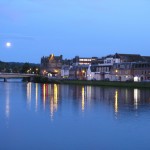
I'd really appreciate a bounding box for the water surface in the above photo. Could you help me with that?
[1,82,150,150]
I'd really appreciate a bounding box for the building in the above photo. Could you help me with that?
[39,53,150,81]
[103,54,120,64]
[40,54,63,77]
[87,54,120,80]
[110,62,150,82]
[133,62,150,81]
[73,56,98,65]
[110,62,134,81]
[114,53,144,63]
[87,64,112,80]
[61,65,70,78]
[142,56,150,63]
[69,65,88,80]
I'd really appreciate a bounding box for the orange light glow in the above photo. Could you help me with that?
[82,86,85,111]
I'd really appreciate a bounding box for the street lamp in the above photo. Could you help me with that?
[43,70,47,75]
[82,70,86,79]
[36,68,39,74]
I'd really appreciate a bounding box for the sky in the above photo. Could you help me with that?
[0,0,150,63]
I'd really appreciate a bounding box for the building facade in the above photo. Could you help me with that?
[61,65,70,78]
[39,53,150,82]
[110,62,150,82]
[69,65,88,80]
[73,56,98,65]
[41,54,63,77]
[87,54,120,80]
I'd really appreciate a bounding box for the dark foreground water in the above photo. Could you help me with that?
[1,82,150,150]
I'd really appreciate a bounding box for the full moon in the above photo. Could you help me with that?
[6,42,12,47]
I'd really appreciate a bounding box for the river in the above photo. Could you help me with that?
[1,81,150,150]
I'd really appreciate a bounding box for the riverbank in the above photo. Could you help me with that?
[59,80,150,88]
[32,76,150,88]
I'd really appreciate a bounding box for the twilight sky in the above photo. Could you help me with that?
[0,0,150,63]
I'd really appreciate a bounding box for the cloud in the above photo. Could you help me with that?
[0,33,36,41]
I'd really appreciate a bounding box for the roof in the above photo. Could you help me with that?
[142,56,150,62]
[114,53,144,62]
[61,65,70,70]
[49,54,63,61]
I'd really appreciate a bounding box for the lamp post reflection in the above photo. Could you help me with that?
[50,84,58,120]
[82,86,85,112]
[4,83,10,128]
[54,84,58,108]
[5,92,10,119]
[35,83,38,112]
[114,89,118,115]
[125,89,128,103]
[50,97,54,119]
[41,84,59,120]
[87,86,91,101]
[27,82,32,108]
[42,84,47,110]
[134,89,140,110]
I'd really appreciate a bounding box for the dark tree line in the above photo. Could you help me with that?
[0,61,40,74]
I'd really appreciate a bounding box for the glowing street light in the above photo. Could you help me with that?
[36,68,39,74]
[43,70,47,75]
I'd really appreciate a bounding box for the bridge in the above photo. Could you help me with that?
[0,73,36,82]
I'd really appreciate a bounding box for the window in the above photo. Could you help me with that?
[79,59,83,61]
[120,65,125,69]
[107,60,111,63]
[125,70,128,74]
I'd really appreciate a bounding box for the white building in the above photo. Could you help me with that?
[87,65,95,80]
[87,55,120,80]
[61,65,70,78]
[103,55,120,65]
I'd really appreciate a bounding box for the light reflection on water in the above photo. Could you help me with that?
[35,83,38,112]
[23,82,150,120]
[5,91,10,119]
[114,89,118,120]
[81,86,85,112]
[1,82,150,150]
[24,83,150,119]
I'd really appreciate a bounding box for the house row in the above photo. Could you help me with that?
[40,53,150,82]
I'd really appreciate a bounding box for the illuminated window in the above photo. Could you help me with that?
[79,59,83,61]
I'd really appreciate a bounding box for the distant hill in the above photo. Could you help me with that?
[0,61,40,73]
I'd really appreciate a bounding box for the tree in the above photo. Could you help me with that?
[21,63,30,73]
